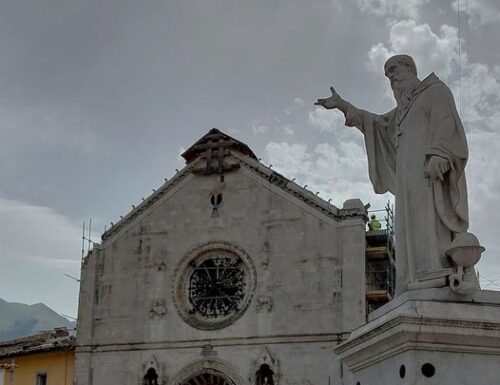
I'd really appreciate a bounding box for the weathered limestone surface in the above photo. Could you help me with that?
[75,139,367,385]
[335,288,500,385]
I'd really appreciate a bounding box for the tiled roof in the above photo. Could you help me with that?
[0,329,75,359]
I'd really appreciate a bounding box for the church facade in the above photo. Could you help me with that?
[75,129,368,385]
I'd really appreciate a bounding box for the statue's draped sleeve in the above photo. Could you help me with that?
[344,106,397,195]
[425,83,469,233]
[341,81,468,235]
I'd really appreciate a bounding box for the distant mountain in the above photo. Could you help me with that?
[0,298,75,341]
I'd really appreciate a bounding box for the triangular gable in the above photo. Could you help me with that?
[101,129,367,243]
[101,163,195,241]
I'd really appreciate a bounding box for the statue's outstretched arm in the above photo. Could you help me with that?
[314,87,353,114]
[315,87,364,128]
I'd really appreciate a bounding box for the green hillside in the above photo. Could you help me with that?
[0,298,75,341]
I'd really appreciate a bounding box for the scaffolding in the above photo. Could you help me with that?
[365,202,396,317]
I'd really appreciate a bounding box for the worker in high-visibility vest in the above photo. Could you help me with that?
[368,214,382,230]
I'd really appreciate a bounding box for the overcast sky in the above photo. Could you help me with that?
[1,0,499,318]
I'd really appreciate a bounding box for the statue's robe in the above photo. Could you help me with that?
[346,73,469,295]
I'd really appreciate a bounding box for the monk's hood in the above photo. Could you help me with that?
[414,73,442,95]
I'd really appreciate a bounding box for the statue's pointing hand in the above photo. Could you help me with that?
[315,87,344,110]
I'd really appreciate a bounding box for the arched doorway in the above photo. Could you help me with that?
[172,358,245,385]
[181,370,235,385]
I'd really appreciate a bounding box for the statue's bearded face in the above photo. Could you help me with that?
[385,61,418,105]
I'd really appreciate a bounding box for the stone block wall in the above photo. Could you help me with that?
[75,166,366,385]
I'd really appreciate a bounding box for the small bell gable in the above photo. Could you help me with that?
[182,128,258,175]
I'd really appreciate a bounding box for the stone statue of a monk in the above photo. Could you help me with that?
[315,54,480,295]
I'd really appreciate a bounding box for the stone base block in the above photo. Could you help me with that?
[335,288,500,385]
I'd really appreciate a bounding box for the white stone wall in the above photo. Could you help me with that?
[77,343,346,385]
[75,166,366,385]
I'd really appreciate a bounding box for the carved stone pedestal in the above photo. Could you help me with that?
[335,288,500,385]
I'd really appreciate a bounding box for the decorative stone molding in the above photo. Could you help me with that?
[256,296,273,312]
[153,255,167,271]
[201,344,217,357]
[170,358,245,385]
[261,241,270,269]
[172,241,257,330]
[335,292,500,385]
[149,300,167,318]
[74,333,347,354]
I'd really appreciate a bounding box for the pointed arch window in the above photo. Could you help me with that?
[256,364,274,385]
[144,367,159,385]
